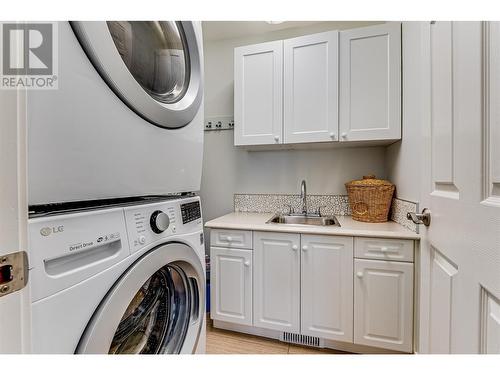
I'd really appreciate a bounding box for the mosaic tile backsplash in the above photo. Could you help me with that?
[390,198,418,233]
[233,193,418,233]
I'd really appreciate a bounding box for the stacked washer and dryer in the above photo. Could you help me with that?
[27,21,206,354]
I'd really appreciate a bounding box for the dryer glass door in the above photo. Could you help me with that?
[71,21,203,129]
[108,264,192,354]
[107,22,190,105]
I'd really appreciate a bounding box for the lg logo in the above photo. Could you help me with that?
[2,23,53,75]
[40,226,64,237]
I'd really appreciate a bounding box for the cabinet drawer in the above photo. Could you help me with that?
[355,237,414,262]
[211,229,253,249]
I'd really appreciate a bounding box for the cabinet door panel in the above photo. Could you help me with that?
[210,247,252,326]
[284,31,338,144]
[234,41,283,145]
[301,235,353,342]
[340,22,401,141]
[354,259,413,352]
[253,231,300,333]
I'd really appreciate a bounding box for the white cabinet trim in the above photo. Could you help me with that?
[354,258,414,352]
[234,41,283,145]
[301,234,353,342]
[210,247,253,326]
[339,22,401,142]
[284,31,339,144]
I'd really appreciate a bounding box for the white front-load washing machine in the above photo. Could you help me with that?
[27,21,204,205]
[28,195,205,354]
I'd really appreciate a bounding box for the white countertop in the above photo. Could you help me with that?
[205,212,420,240]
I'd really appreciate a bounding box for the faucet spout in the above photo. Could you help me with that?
[300,180,307,215]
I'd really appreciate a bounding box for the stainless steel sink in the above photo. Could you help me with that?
[266,214,341,227]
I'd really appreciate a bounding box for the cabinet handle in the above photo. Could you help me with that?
[226,236,233,242]
[292,245,298,251]
[356,271,364,278]
[329,132,336,140]
[302,245,308,251]
[380,246,388,252]
[274,135,280,142]
[341,132,347,139]
[244,261,250,267]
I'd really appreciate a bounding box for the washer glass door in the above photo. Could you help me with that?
[109,264,192,354]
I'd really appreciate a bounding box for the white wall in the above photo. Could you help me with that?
[200,21,388,230]
[386,22,424,203]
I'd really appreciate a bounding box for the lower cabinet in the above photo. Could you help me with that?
[210,246,252,326]
[301,234,353,342]
[210,228,415,353]
[354,258,414,352]
[253,231,301,333]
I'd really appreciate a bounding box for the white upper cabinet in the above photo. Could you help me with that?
[301,235,353,342]
[253,231,301,333]
[339,22,401,142]
[234,23,402,146]
[234,41,283,145]
[284,31,339,144]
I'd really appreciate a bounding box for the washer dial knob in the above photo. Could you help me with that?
[150,210,170,234]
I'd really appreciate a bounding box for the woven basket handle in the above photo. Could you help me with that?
[363,174,376,180]
[352,201,369,216]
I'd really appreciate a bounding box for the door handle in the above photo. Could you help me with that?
[407,208,431,226]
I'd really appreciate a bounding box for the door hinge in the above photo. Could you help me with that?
[0,251,29,297]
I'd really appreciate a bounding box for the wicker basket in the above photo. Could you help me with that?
[345,175,395,223]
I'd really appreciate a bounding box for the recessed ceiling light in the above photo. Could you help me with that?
[266,21,285,25]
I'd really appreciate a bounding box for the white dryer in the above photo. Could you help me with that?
[28,195,205,354]
[27,21,204,205]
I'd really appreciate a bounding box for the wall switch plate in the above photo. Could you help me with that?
[205,116,234,131]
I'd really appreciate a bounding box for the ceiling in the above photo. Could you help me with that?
[202,21,383,42]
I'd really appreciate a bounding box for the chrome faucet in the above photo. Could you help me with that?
[300,180,307,216]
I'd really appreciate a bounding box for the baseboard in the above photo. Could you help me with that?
[212,319,410,354]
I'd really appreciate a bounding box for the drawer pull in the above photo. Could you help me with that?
[292,245,298,251]
[302,245,308,251]
[380,246,389,252]
[356,271,364,278]
[244,261,250,267]
[226,236,233,242]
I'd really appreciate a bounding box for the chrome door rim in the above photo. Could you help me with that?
[76,242,204,354]
[71,21,203,129]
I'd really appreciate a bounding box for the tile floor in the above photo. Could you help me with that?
[206,318,350,354]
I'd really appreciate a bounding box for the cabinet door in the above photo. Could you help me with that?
[354,259,414,352]
[253,231,300,333]
[210,247,252,326]
[339,22,401,142]
[301,235,353,342]
[284,31,339,144]
[234,41,283,145]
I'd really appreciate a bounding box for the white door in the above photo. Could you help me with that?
[301,235,353,342]
[234,41,283,145]
[339,22,401,142]
[354,259,414,353]
[284,31,338,144]
[0,83,31,353]
[210,247,252,326]
[418,21,500,354]
[253,232,300,333]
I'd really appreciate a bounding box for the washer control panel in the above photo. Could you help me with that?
[124,197,201,253]
[180,201,201,224]
[150,210,170,233]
